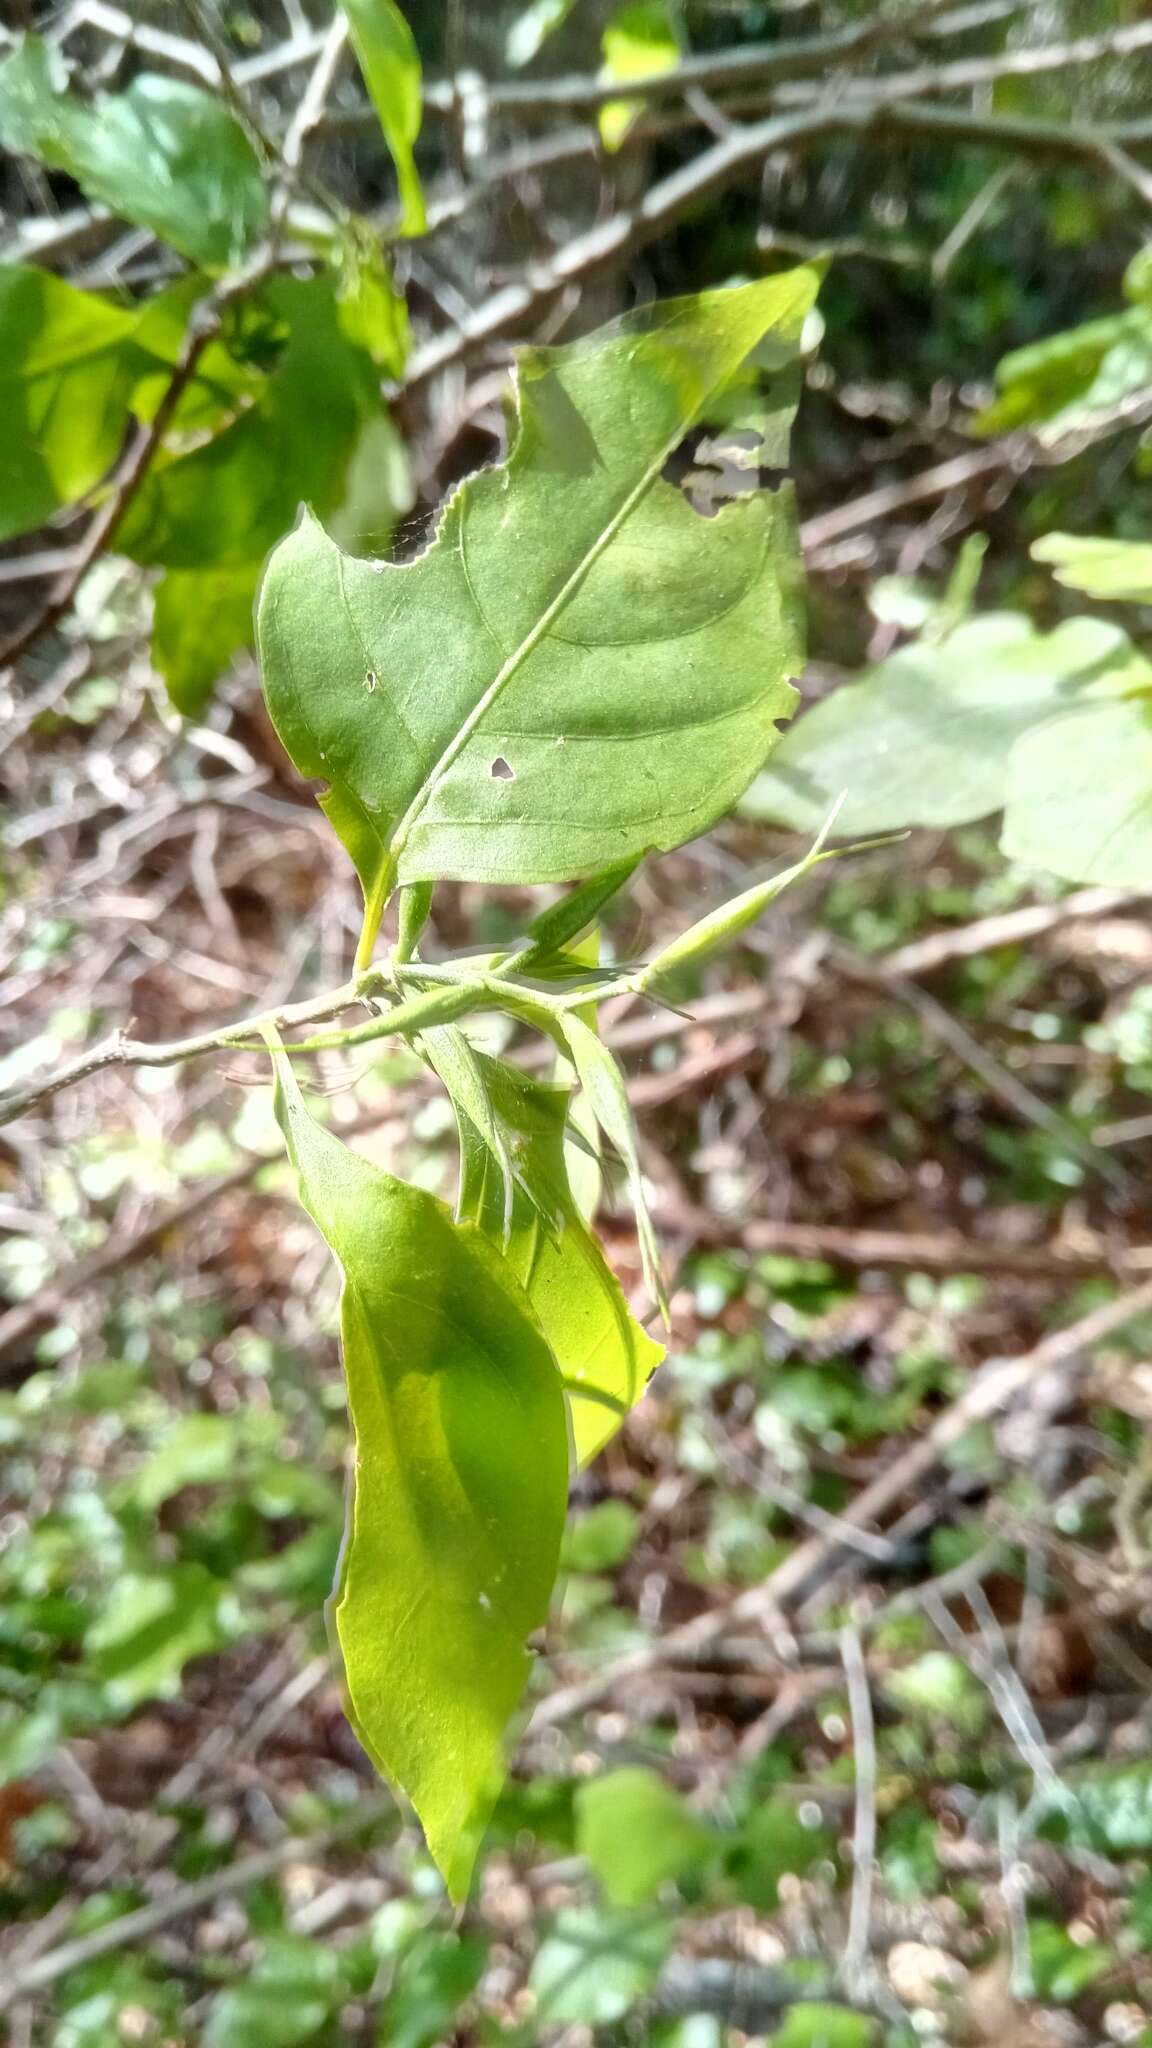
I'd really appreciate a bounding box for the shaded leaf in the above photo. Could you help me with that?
[560,1012,666,1318]
[530,1906,674,2024]
[152,564,258,717]
[576,1767,714,1905]
[341,0,426,234]
[257,272,816,933]
[119,277,380,572]
[0,38,266,269]
[271,1050,568,1899]
[744,613,1129,836]
[205,1937,346,2048]
[1002,694,1152,886]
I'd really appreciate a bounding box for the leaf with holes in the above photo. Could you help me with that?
[256,270,817,949]
[271,1050,568,1900]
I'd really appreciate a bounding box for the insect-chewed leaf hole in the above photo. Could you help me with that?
[490,755,515,780]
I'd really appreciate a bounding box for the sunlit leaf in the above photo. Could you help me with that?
[1033,531,1152,602]
[0,37,266,269]
[599,0,679,150]
[0,263,148,541]
[257,271,816,942]
[271,1050,568,1899]
[1003,694,1152,886]
[341,0,426,235]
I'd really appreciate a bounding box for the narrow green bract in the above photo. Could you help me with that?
[256,270,817,938]
[271,1052,568,1901]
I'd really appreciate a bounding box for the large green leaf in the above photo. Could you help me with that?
[454,1052,663,1463]
[256,270,817,935]
[0,263,151,541]
[743,613,1129,836]
[270,1052,568,1900]
[341,0,426,235]
[1002,694,1152,886]
[0,38,267,269]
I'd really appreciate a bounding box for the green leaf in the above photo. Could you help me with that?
[270,1049,568,1900]
[0,39,267,269]
[341,0,426,235]
[744,613,1129,837]
[256,271,816,933]
[1003,693,1152,885]
[119,277,380,572]
[560,1012,666,1319]
[0,263,147,542]
[507,0,580,67]
[976,303,1152,436]
[600,1,680,150]
[562,1499,638,1571]
[1038,1759,1152,1855]
[1033,531,1152,602]
[576,1768,714,1905]
[205,1937,346,2048]
[152,565,258,717]
[1028,1919,1111,2004]
[530,1907,674,2024]
[640,818,840,986]
[768,2006,876,2048]
[86,1564,235,1708]
[383,1931,487,2048]
[517,859,640,974]
[454,1052,664,1463]
[728,1797,833,1911]
[883,1652,989,1737]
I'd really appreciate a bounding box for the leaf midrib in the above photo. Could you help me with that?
[387,368,738,869]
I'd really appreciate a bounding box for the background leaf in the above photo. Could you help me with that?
[744,613,1132,836]
[0,39,267,269]
[341,0,426,234]
[1002,694,1152,885]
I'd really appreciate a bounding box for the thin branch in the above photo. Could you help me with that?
[0,1799,394,2011]
[402,98,1152,390]
[840,1622,878,2000]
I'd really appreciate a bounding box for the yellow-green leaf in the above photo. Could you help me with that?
[271,1052,568,1900]
[341,0,426,235]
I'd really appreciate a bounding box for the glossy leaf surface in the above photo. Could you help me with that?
[272,1055,568,1899]
[257,271,817,920]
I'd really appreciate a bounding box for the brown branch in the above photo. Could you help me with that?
[402,99,1152,390]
